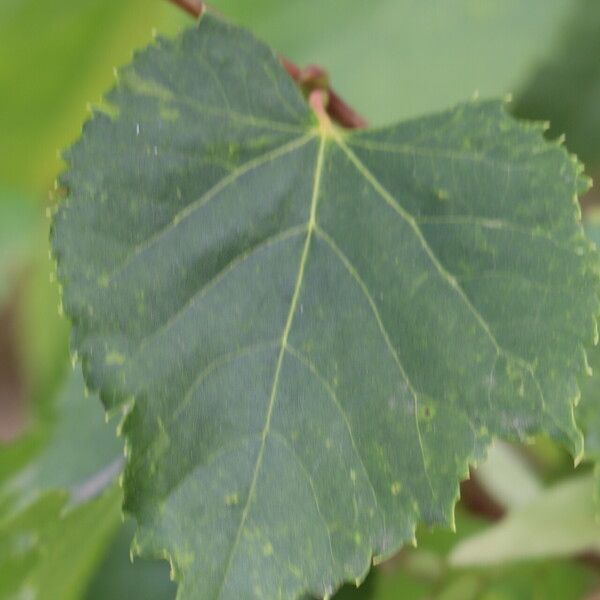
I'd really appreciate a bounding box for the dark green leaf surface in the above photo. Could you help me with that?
[52,14,600,599]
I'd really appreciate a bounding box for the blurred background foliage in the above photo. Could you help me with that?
[1,1,600,598]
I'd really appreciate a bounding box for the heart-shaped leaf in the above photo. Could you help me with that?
[52,13,599,599]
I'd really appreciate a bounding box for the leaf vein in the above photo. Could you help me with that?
[139,342,282,504]
[126,70,306,134]
[335,138,577,454]
[214,134,327,599]
[285,344,386,540]
[335,137,504,358]
[414,215,575,252]
[270,431,337,577]
[314,226,437,511]
[346,137,541,172]
[108,132,316,283]
[135,225,307,354]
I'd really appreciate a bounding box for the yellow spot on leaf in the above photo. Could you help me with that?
[435,188,449,201]
[160,107,180,121]
[225,493,239,506]
[262,542,273,556]
[106,351,126,366]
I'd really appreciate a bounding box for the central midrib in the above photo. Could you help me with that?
[214,132,327,598]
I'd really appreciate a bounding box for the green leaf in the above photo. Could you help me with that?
[2,368,123,512]
[514,0,600,169]
[52,14,599,599]
[0,486,121,600]
[0,367,123,599]
[449,474,600,566]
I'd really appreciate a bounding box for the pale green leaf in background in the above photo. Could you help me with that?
[450,475,600,566]
[0,485,121,600]
[51,14,600,599]
[2,368,123,511]
[0,368,123,600]
[472,442,542,511]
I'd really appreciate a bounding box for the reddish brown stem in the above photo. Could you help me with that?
[166,0,367,129]
[280,57,301,82]
[327,90,368,129]
[169,0,205,17]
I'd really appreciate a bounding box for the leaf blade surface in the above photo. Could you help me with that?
[51,14,600,599]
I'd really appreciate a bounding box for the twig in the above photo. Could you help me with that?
[327,90,368,129]
[308,89,329,123]
[169,0,205,18]
[166,0,367,129]
[460,472,505,521]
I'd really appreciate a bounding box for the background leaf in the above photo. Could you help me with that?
[84,519,176,600]
[0,367,123,600]
[450,475,600,566]
[336,509,600,599]
[514,0,600,170]
[468,442,542,511]
[0,485,121,600]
